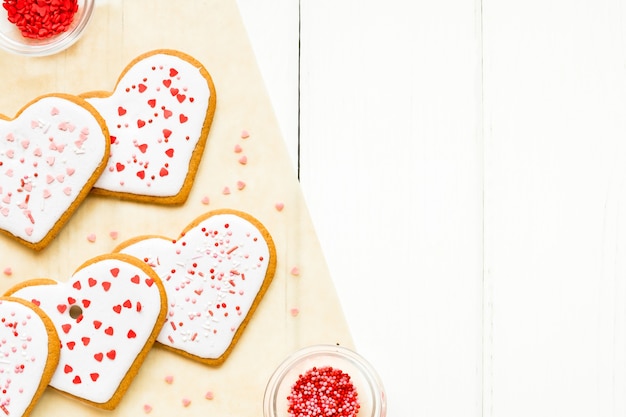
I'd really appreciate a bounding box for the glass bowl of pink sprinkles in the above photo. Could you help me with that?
[264,344,386,417]
[0,0,94,56]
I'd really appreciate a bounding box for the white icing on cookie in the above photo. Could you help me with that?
[0,299,55,417]
[9,256,166,406]
[118,212,275,362]
[0,95,108,246]
[85,50,213,200]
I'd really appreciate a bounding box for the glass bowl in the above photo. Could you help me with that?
[264,344,386,417]
[0,0,94,57]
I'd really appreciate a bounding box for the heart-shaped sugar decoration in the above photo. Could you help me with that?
[82,49,216,204]
[115,209,276,365]
[0,94,109,250]
[5,254,167,410]
[0,298,60,417]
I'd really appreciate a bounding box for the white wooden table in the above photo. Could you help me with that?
[237,1,626,416]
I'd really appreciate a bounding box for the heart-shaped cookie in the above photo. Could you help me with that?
[82,49,216,204]
[0,94,109,250]
[5,254,167,410]
[115,209,276,365]
[0,297,60,417]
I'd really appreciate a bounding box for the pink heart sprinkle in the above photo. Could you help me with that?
[240,129,250,139]
[25,227,33,236]
[182,398,191,407]
[51,107,60,116]
[234,144,242,153]
[143,404,152,414]
[86,233,96,243]
[109,231,119,240]
[201,196,210,205]
[290,307,300,317]
[205,391,214,400]
[43,189,51,199]
[222,187,231,195]
[236,181,246,190]
[164,375,174,384]
[290,267,300,276]
[275,202,285,212]
[3,267,12,276]
[63,187,71,196]
[238,155,247,165]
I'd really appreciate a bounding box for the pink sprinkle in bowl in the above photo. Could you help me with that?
[264,344,387,417]
[0,0,94,57]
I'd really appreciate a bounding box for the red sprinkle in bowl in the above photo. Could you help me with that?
[0,0,94,57]
[264,344,387,417]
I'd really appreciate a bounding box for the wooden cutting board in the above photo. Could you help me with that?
[0,1,352,415]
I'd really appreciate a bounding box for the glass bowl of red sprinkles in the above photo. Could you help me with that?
[0,0,94,56]
[264,344,386,417]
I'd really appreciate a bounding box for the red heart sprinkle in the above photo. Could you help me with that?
[163,108,173,119]
[102,282,111,291]
[177,94,186,103]
[138,144,148,153]
[113,305,122,314]
[110,268,120,277]
[93,320,102,329]
[117,106,127,116]
[94,352,103,362]
[165,148,174,157]
[159,168,169,177]
[163,79,172,87]
[67,297,76,305]
[105,327,114,336]
[73,376,81,384]
[66,341,76,350]
[110,136,117,144]
[170,88,179,96]
[107,350,116,360]
[145,278,154,287]
[64,364,73,373]
[137,119,146,128]
[57,304,67,314]
[90,373,99,382]
[137,302,142,312]
[88,278,97,287]
[131,275,140,284]
[61,323,71,333]
[123,299,132,308]
[138,84,147,93]
[147,99,156,108]
[169,68,178,77]
[163,129,172,139]
[82,299,91,308]
[127,329,137,339]
[136,170,145,179]
[81,337,90,346]
[31,299,40,306]
[72,281,81,290]
[115,162,125,172]
[179,114,188,123]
